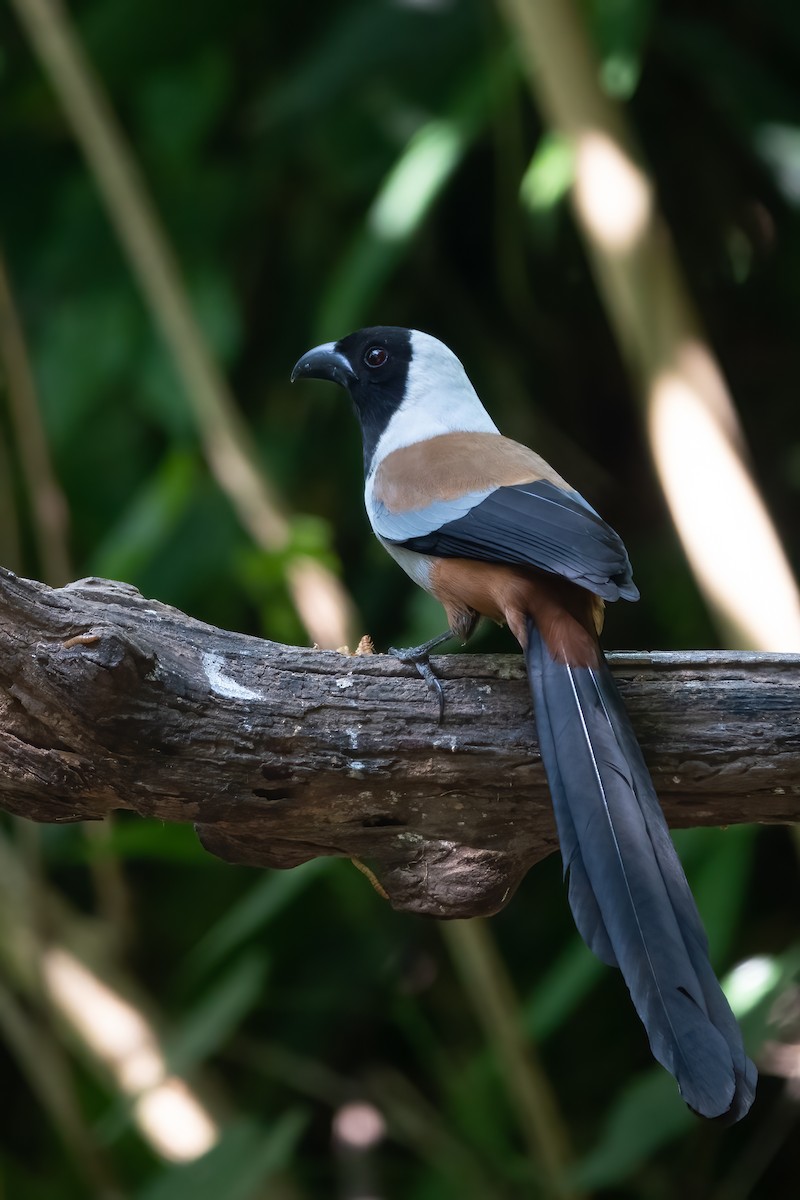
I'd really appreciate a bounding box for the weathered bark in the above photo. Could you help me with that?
[1,567,798,917]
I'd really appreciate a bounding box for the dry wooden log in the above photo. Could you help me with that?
[1,566,798,917]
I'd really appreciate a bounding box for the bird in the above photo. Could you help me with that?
[291,325,756,1122]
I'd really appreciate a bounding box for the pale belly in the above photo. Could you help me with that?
[377,537,437,593]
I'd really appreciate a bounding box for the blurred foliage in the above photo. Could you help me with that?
[1,0,800,1196]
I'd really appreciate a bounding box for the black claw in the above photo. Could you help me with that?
[389,641,449,723]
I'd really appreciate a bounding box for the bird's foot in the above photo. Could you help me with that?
[389,630,454,724]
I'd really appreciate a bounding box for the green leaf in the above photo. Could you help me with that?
[56,818,209,864]
[572,1070,693,1189]
[179,859,331,983]
[674,825,756,963]
[316,49,515,338]
[520,134,575,214]
[135,51,231,161]
[164,953,269,1075]
[88,449,200,581]
[523,938,603,1041]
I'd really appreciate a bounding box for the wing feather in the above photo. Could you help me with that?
[372,479,638,602]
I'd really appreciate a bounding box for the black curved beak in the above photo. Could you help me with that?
[291,342,356,388]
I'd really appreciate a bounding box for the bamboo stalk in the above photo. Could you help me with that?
[499,0,800,651]
[9,0,357,648]
[0,982,123,1198]
[442,919,583,1199]
[0,250,72,585]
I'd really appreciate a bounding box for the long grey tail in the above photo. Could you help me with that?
[525,618,756,1122]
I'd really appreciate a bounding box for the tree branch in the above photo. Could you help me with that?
[1,567,797,918]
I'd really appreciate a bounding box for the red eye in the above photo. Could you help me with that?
[364,345,388,368]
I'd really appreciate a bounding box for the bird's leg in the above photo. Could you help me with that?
[389,612,478,723]
[389,629,455,723]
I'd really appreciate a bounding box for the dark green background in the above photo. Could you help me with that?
[1,0,798,1196]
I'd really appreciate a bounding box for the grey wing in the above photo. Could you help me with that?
[371,480,638,602]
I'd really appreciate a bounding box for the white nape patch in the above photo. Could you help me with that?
[369,330,498,469]
[202,652,263,701]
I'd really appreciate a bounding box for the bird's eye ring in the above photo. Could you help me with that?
[364,346,389,369]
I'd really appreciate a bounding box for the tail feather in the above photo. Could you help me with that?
[585,663,757,1122]
[532,655,619,969]
[525,618,756,1122]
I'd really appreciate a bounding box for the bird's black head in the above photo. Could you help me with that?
[291,326,413,471]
